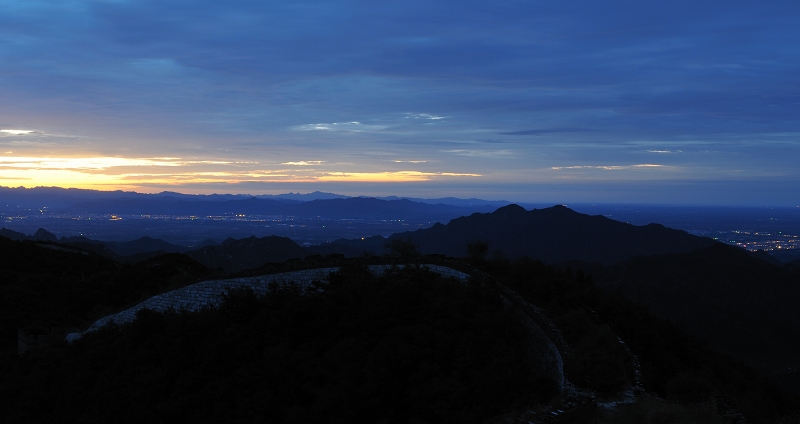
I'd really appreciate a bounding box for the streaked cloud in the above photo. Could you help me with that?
[292,122,387,132]
[0,153,481,191]
[550,164,667,171]
[647,150,683,154]
[445,149,513,157]
[0,156,183,170]
[318,171,480,183]
[283,161,325,166]
[0,129,35,136]
[405,113,447,120]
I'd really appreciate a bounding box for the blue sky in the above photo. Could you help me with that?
[1,0,799,205]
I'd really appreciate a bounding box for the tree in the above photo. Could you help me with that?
[466,240,489,264]
[384,238,419,258]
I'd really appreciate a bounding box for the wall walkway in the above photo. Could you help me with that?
[64,263,564,391]
[67,264,469,342]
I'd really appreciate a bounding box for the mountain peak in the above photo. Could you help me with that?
[33,228,58,242]
[367,203,716,264]
[492,203,527,215]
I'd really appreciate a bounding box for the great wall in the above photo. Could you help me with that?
[28,260,751,423]
[67,264,469,340]
[64,263,567,393]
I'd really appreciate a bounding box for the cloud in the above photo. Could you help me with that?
[550,164,667,170]
[647,149,682,153]
[405,113,447,120]
[393,160,427,163]
[292,122,387,132]
[0,156,184,170]
[445,149,513,157]
[283,161,324,166]
[0,153,481,190]
[0,129,35,135]
[318,171,480,183]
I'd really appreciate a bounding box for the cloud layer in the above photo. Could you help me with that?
[1,0,799,204]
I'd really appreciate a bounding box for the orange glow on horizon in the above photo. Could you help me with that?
[0,155,481,190]
[318,171,481,183]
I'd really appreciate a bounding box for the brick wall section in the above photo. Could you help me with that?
[68,264,469,342]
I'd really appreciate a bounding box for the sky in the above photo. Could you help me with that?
[1,0,799,206]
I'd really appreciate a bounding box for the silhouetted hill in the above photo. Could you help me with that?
[193,238,219,249]
[329,204,717,264]
[55,236,175,263]
[0,236,212,351]
[0,228,29,241]
[748,249,783,265]
[101,236,187,257]
[32,228,58,242]
[185,235,308,272]
[789,257,800,271]
[586,243,800,383]
[771,248,800,263]
[0,227,59,242]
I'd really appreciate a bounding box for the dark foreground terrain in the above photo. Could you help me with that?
[2,236,799,422]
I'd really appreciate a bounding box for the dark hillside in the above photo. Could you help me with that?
[589,243,800,386]
[485,256,797,422]
[0,228,27,240]
[1,266,549,423]
[329,204,717,263]
[0,236,211,351]
[102,236,188,256]
[185,235,308,272]
[788,257,800,272]
[3,255,797,423]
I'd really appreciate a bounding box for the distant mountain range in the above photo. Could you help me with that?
[0,187,505,232]
[0,186,513,213]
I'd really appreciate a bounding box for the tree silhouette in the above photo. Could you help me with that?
[384,237,419,258]
[466,240,489,264]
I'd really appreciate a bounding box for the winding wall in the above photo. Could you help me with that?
[67,265,469,342]
[65,263,564,390]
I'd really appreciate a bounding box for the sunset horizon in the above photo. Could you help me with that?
[3,2,799,206]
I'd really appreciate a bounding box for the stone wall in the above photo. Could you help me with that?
[63,262,564,392]
[67,264,469,343]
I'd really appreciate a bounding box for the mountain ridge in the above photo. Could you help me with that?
[328,204,718,264]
